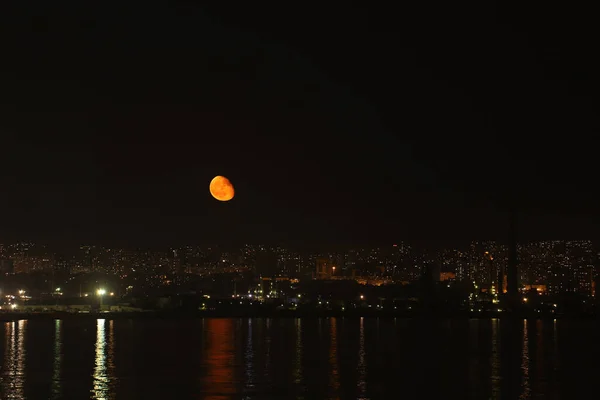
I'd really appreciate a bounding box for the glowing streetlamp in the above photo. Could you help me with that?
[97,289,106,308]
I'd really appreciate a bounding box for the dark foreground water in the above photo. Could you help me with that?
[0,317,597,399]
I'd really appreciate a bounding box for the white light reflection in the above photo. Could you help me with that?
[357,317,367,397]
[244,318,254,392]
[490,318,501,400]
[91,319,114,400]
[51,319,62,399]
[4,321,26,400]
[520,320,531,400]
[264,319,272,383]
[553,319,559,374]
[108,321,115,381]
[294,318,302,385]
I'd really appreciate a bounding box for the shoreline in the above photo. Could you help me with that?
[0,310,595,321]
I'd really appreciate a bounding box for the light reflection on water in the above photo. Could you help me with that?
[201,318,236,400]
[264,318,271,386]
[467,319,480,398]
[0,317,595,399]
[2,321,26,400]
[357,317,367,398]
[92,319,107,399]
[520,320,531,400]
[51,319,62,399]
[490,318,501,400]
[553,319,559,373]
[91,319,116,400]
[244,318,254,393]
[328,317,340,398]
[534,320,545,396]
[294,318,302,385]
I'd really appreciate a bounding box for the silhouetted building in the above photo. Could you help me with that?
[256,251,278,277]
[496,259,505,294]
[331,253,344,274]
[57,259,71,274]
[0,259,14,274]
[283,258,300,277]
[507,211,519,298]
[79,245,97,273]
[429,262,441,282]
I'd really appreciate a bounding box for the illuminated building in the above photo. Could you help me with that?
[545,241,593,295]
[521,284,547,293]
[440,272,456,281]
[79,245,97,273]
[315,257,335,280]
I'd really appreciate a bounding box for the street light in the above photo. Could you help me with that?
[97,289,106,308]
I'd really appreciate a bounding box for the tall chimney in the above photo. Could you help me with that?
[507,209,518,297]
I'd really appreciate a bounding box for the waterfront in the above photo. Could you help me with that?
[0,317,598,399]
[0,309,583,322]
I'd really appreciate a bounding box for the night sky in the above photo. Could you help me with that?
[0,3,597,247]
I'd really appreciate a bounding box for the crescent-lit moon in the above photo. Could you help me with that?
[209,175,235,201]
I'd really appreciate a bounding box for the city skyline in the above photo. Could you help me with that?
[2,239,597,295]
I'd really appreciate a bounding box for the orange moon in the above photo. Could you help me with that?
[209,175,235,201]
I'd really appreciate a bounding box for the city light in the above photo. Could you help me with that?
[0,240,596,318]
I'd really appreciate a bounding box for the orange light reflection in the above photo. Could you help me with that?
[202,319,236,399]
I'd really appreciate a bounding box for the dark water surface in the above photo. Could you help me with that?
[0,317,597,399]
